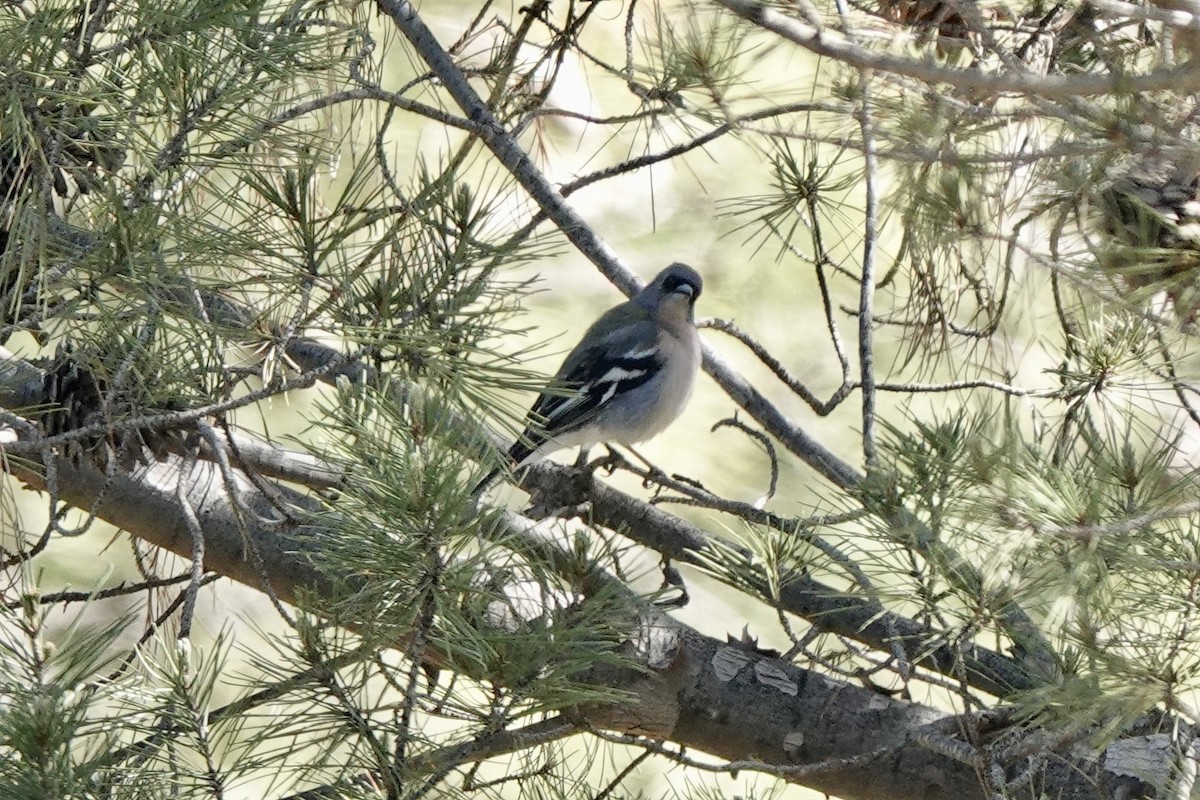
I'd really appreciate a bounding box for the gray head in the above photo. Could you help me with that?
[634,263,703,318]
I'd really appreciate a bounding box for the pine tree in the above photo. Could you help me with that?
[2,0,1200,798]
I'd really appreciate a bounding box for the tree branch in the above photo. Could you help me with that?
[712,0,1200,98]
[516,460,1038,697]
[0,440,1162,800]
[377,0,1057,679]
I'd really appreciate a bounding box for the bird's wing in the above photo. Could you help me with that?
[509,308,661,462]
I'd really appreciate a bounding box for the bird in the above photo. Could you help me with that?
[475,263,703,493]
[1096,155,1200,322]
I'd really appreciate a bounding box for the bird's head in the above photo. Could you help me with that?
[638,262,703,322]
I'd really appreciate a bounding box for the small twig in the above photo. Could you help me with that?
[174,440,206,642]
[802,202,857,367]
[2,570,201,610]
[866,379,1049,396]
[1036,499,1200,540]
[855,74,880,467]
[701,318,851,415]
[710,416,779,505]
[100,574,222,687]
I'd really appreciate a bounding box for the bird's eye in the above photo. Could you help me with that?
[665,277,697,297]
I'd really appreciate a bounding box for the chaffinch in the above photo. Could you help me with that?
[1097,156,1200,321]
[477,263,703,492]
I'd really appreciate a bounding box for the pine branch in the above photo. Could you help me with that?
[378,0,1058,680]
[713,0,1200,98]
[0,434,1157,799]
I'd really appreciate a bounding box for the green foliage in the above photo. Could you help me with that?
[640,5,749,113]
[2,0,356,406]
[12,0,1200,796]
[0,589,147,798]
[870,404,1200,738]
[210,381,653,793]
[723,138,861,262]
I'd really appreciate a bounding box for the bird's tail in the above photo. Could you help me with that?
[472,467,502,496]
[472,435,540,496]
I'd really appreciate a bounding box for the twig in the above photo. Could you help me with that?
[2,571,201,609]
[711,416,779,505]
[702,318,850,415]
[856,75,880,467]
[173,441,206,641]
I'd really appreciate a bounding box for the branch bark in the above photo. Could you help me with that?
[516,463,1038,697]
[712,0,1200,99]
[0,422,1166,800]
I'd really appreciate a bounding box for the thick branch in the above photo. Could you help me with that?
[12,455,327,602]
[517,461,1039,697]
[0,447,1163,800]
